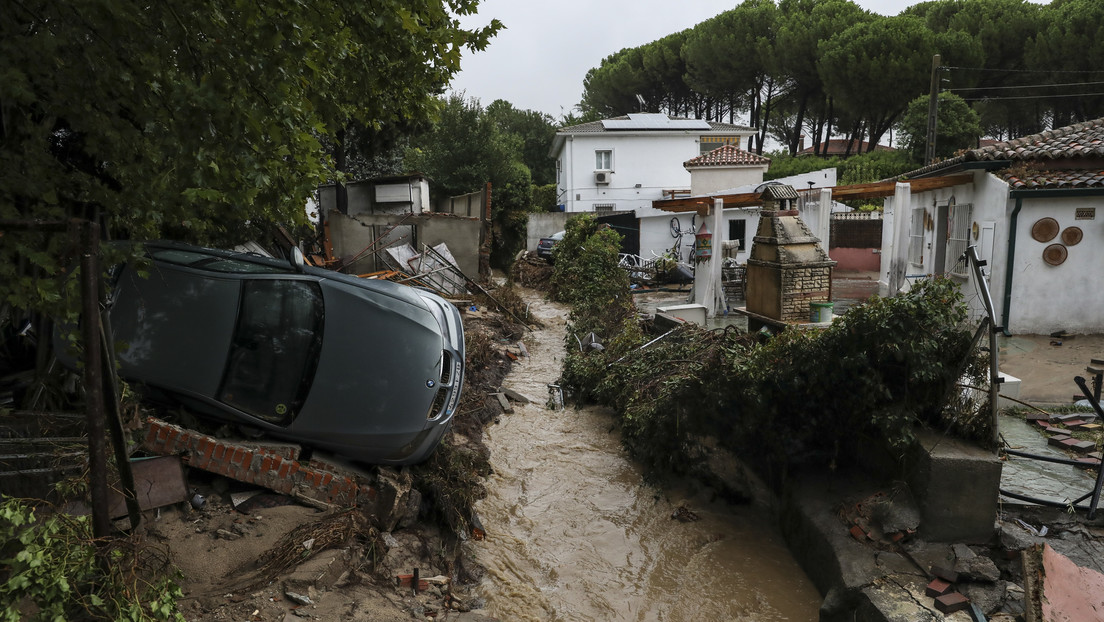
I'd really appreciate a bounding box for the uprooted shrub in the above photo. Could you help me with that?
[550,214,643,366]
[561,274,990,481]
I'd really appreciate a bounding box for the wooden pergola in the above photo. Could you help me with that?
[651,173,974,213]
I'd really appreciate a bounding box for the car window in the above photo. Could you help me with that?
[150,248,286,274]
[218,280,324,424]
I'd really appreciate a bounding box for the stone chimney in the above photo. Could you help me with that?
[745,184,836,323]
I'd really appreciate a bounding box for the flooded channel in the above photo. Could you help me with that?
[469,291,821,621]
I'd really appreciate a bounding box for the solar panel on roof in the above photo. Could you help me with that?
[602,113,711,131]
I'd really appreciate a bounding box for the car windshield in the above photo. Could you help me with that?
[218,280,324,424]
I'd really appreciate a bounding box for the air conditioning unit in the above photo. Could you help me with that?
[594,171,610,184]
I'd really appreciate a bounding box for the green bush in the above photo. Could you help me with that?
[558,275,987,480]
[0,497,185,621]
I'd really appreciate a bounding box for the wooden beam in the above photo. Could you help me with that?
[830,174,974,201]
[652,173,975,211]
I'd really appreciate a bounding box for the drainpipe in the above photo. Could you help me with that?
[1000,197,1022,336]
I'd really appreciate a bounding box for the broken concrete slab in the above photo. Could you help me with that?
[500,388,533,404]
[284,548,360,594]
[492,393,513,414]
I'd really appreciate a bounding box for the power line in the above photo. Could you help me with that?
[944,66,1104,75]
[960,91,1104,102]
[948,80,1104,92]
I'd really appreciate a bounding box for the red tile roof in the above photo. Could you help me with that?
[899,117,1104,190]
[684,144,771,168]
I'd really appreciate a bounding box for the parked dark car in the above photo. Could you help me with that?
[536,230,564,262]
[57,241,464,465]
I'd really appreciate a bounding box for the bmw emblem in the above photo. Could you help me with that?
[426,380,436,388]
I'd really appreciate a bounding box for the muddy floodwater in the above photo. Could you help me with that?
[469,291,821,621]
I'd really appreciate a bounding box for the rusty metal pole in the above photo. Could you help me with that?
[81,221,111,538]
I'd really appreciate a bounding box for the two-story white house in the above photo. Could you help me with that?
[549,112,757,258]
[551,113,757,213]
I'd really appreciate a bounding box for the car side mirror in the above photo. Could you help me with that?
[291,247,305,273]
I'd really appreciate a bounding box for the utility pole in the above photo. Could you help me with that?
[925,54,942,165]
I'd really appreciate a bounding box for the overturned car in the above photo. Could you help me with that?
[58,241,465,465]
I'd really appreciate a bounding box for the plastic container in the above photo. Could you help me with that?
[810,302,834,323]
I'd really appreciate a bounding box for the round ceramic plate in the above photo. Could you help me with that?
[1043,243,1068,266]
[1031,217,1059,242]
[1061,226,1083,246]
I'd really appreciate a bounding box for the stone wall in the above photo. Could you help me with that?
[780,266,833,321]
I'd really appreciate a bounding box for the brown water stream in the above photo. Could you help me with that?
[468,292,822,621]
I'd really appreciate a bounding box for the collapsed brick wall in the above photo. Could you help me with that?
[142,417,372,508]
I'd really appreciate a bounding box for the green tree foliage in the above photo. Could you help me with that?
[775,0,874,149]
[0,0,500,318]
[575,0,1092,157]
[818,15,937,148]
[682,0,778,150]
[580,47,651,118]
[1025,0,1104,127]
[764,152,847,181]
[549,215,642,361]
[898,92,983,162]
[404,94,548,268]
[838,150,917,184]
[486,100,557,186]
[908,0,1046,137]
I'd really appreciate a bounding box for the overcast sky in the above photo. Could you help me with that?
[449,0,1040,120]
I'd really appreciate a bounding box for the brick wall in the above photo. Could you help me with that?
[142,417,373,508]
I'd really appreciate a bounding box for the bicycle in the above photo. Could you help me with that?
[668,215,697,262]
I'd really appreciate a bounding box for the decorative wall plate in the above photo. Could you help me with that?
[1043,243,1068,266]
[1061,226,1083,246]
[1031,217,1059,242]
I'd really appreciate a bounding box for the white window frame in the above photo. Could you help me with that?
[595,149,612,171]
[908,208,925,266]
[594,203,615,212]
[944,203,973,276]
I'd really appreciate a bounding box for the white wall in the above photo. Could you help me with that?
[690,166,768,196]
[557,133,708,213]
[880,169,1104,334]
[1008,196,1104,333]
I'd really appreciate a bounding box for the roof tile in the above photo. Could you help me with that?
[684,144,771,168]
[898,117,1104,190]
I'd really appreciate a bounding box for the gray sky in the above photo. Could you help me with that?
[448,0,1032,120]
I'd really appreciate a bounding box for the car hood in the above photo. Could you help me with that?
[288,279,444,442]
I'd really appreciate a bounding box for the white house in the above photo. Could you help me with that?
[550,112,757,215]
[879,117,1104,334]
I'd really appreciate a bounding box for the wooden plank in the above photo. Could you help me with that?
[651,173,976,211]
